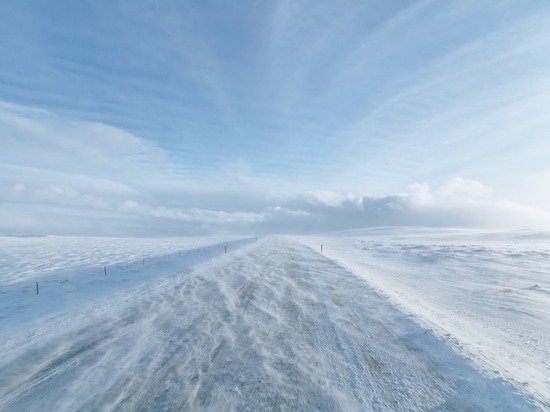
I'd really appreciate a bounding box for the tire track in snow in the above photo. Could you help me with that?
[0,236,537,411]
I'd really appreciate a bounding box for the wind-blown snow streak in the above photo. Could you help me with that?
[0,236,253,336]
[300,228,550,409]
[0,236,534,410]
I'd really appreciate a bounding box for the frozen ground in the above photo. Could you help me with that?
[0,235,249,334]
[0,235,242,286]
[0,234,539,410]
[300,228,550,410]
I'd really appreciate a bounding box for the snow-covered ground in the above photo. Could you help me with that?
[0,235,251,336]
[300,228,550,409]
[0,232,545,410]
[0,235,243,286]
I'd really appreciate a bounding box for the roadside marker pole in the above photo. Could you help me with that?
[36,281,39,295]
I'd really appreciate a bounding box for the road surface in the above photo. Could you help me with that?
[0,236,535,411]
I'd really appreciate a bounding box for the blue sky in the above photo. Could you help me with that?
[1,0,550,235]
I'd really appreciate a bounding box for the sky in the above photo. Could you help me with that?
[1,0,550,236]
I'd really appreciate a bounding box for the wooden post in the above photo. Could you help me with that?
[104,266,107,276]
[36,281,39,295]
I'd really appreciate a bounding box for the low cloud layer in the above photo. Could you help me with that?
[281,177,550,233]
[2,101,549,236]
[2,174,550,236]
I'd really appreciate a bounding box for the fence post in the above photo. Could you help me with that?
[36,281,39,295]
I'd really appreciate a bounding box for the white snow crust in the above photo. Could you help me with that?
[300,228,550,409]
[0,232,544,410]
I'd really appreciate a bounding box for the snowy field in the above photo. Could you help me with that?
[301,228,550,410]
[0,232,547,410]
[0,235,250,335]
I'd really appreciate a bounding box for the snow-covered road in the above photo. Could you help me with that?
[0,236,535,410]
[300,230,550,409]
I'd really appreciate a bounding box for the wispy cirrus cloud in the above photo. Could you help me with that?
[0,100,167,177]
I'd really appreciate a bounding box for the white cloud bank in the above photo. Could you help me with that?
[2,175,550,236]
[276,177,550,233]
[2,100,549,236]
